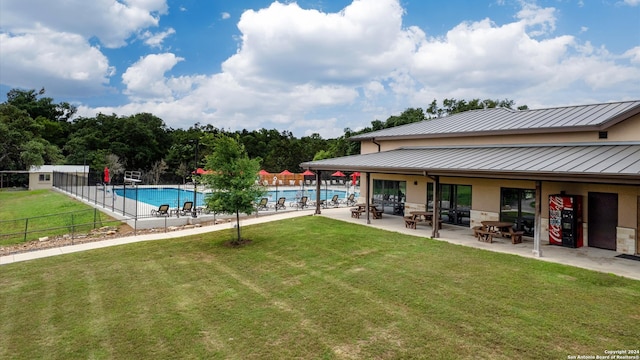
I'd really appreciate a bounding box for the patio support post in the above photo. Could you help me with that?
[432,175,440,238]
[533,180,543,257]
[315,171,322,215]
[365,172,371,224]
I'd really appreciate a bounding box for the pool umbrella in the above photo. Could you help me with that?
[103,167,110,184]
[331,170,345,177]
[350,171,360,185]
[258,169,270,175]
[280,169,293,185]
[301,169,315,192]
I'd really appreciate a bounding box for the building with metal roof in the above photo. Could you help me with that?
[302,100,640,258]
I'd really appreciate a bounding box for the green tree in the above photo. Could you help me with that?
[202,135,265,245]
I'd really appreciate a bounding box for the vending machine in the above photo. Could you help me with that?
[549,194,583,248]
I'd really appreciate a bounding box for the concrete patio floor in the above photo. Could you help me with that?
[2,206,639,281]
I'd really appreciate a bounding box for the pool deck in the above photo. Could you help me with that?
[2,205,639,282]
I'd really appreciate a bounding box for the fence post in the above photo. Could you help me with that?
[23,218,29,243]
[94,208,98,229]
[71,213,75,244]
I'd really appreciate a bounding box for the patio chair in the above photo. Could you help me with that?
[151,204,170,217]
[175,201,194,216]
[328,194,340,207]
[340,193,356,207]
[292,196,308,209]
[274,197,287,210]
[256,197,269,211]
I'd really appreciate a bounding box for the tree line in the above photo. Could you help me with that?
[0,88,524,184]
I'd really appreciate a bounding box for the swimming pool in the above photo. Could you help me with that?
[114,187,358,208]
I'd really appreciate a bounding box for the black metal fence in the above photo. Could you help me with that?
[52,171,205,220]
[0,208,120,246]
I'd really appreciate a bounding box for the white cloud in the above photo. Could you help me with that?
[221,12,231,20]
[0,26,115,96]
[622,0,639,6]
[0,0,167,48]
[122,53,185,101]
[140,28,176,48]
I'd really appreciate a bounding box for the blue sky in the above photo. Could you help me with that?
[1,0,639,138]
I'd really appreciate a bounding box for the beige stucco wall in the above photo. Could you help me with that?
[361,172,639,253]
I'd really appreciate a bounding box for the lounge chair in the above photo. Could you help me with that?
[256,197,269,211]
[173,201,194,216]
[274,197,286,211]
[328,194,340,207]
[292,196,308,209]
[341,193,356,207]
[151,204,170,217]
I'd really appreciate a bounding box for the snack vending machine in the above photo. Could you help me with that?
[549,194,583,248]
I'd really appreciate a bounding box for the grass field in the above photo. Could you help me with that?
[1,216,638,359]
[0,190,116,245]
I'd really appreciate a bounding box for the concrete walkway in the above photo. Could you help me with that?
[2,207,639,281]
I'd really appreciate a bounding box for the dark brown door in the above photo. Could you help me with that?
[588,192,618,250]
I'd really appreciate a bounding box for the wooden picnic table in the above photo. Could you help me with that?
[481,221,513,235]
[409,211,433,222]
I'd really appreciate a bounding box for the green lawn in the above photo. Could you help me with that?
[1,216,638,359]
[0,190,116,245]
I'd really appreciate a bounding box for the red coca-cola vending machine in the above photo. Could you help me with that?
[549,194,583,248]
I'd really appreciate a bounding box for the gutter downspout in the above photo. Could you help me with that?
[372,138,381,152]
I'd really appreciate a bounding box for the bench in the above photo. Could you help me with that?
[476,229,497,243]
[404,216,417,229]
[351,208,364,218]
[507,228,524,244]
[372,209,383,219]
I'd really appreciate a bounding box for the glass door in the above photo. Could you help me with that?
[500,188,535,236]
[428,184,472,226]
[372,180,406,216]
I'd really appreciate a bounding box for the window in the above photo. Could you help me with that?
[428,184,472,226]
[500,188,535,236]
[38,174,51,182]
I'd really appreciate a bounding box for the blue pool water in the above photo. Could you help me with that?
[114,187,357,208]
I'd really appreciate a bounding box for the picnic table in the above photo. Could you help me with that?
[481,221,513,235]
[409,211,441,229]
[351,204,382,219]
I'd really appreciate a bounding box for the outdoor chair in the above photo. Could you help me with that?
[274,197,287,210]
[340,193,356,207]
[174,201,194,216]
[328,194,340,207]
[256,197,269,211]
[292,196,308,209]
[151,204,170,217]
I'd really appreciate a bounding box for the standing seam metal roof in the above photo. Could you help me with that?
[350,100,640,140]
[301,143,640,182]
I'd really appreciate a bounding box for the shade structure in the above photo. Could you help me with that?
[103,167,110,184]
[279,169,294,176]
[258,169,270,175]
[331,170,345,177]
[301,169,315,176]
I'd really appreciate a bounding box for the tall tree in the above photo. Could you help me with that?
[201,135,265,245]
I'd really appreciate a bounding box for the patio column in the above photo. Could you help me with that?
[533,180,543,257]
[315,171,322,215]
[365,172,371,224]
[432,176,440,238]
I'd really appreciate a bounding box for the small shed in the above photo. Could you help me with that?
[29,165,89,190]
